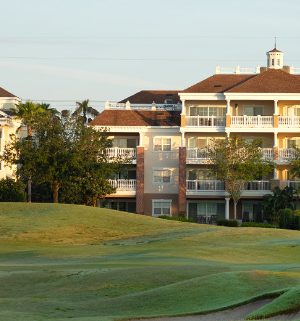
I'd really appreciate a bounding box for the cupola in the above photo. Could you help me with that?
[266,46,283,69]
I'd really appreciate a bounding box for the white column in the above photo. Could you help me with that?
[274,100,278,115]
[104,101,110,110]
[226,99,231,115]
[274,168,278,179]
[125,100,131,110]
[181,131,185,147]
[181,99,186,115]
[225,197,230,220]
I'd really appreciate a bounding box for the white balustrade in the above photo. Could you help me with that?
[261,148,274,161]
[278,116,300,127]
[186,180,224,191]
[287,181,300,190]
[186,148,210,163]
[231,116,273,128]
[278,148,296,163]
[106,147,136,160]
[108,179,136,191]
[243,181,271,191]
[107,102,181,111]
[186,116,225,127]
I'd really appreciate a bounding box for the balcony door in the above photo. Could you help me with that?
[244,106,263,116]
[287,106,300,117]
[113,138,137,148]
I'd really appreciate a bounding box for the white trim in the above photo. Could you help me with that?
[152,199,172,217]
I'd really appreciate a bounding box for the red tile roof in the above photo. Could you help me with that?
[182,74,255,93]
[182,69,300,94]
[90,110,181,127]
[119,90,181,104]
[227,69,300,93]
[268,48,282,53]
[0,86,16,97]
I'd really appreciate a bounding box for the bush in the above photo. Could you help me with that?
[217,219,239,227]
[158,215,193,223]
[278,208,300,230]
[241,222,277,228]
[0,178,25,202]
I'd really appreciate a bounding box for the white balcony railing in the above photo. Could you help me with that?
[186,180,225,192]
[106,148,136,161]
[186,148,210,163]
[261,148,274,161]
[231,116,273,128]
[287,181,300,191]
[106,102,181,111]
[278,148,296,163]
[186,180,271,193]
[108,179,136,191]
[278,116,300,127]
[186,116,225,127]
[243,181,271,191]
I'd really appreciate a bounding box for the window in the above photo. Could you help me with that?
[288,138,300,148]
[277,59,281,65]
[152,200,172,216]
[153,137,171,151]
[272,59,275,66]
[188,201,225,222]
[189,106,226,117]
[244,106,263,116]
[153,169,171,183]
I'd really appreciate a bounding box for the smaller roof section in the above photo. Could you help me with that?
[90,110,180,127]
[0,86,17,98]
[119,90,181,104]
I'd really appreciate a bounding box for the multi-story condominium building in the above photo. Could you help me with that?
[0,87,21,179]
[91,47,300,222]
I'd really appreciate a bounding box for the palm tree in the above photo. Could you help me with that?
[12,101,46,202]
[73,99,90,124]
[39,103,59,116]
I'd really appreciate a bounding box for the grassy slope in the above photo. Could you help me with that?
[0,203,299,321]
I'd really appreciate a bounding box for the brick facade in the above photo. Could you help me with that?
[178,147,187,216]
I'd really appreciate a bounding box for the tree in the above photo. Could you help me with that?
[263,186,295,224]
[0,178,25,202]
[2,111,120,205]
[207,138,274,219]
[73,100,99,124]
[10,101,46,202]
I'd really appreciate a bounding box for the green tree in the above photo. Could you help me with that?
[73,100,99,124]
[208,137,274,219]
[2,112,119,204]
[0,178,25,202]
[263,187,295,224]
[11,101,47,202]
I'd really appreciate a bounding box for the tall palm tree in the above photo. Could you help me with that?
[12,101,46,202]
[73,99,90,124]
[39,103,59,116]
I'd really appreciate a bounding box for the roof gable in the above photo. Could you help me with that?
[0,86,16,98]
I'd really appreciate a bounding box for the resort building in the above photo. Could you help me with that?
[90,47,300,222]
[0,87,21,179]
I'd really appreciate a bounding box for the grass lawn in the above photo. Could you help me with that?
[0,203,299,321]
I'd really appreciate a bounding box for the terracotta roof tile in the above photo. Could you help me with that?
[227,69,300,93]
[0,86,16,98]
[119,90,181,104]
[182,74,255,93]
[89,110,181,127]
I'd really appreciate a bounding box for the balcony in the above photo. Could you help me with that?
[286,180,300,191]
[186,148,210,164]
[108,179,136,196]
[186,180,271,196]
[279,116,300,128]
[278,148,296,163]
[186,116,225,128]
[105,148,136,164]
[231,116,273,128]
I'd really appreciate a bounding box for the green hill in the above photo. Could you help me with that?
[0,203,299,321]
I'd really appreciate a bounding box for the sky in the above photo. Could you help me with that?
[1,0,300,111]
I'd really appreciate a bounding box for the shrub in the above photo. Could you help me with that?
[217,219,239,227]
[0,178,25,202]
[241,222,277,228]
[278,208,300,230]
